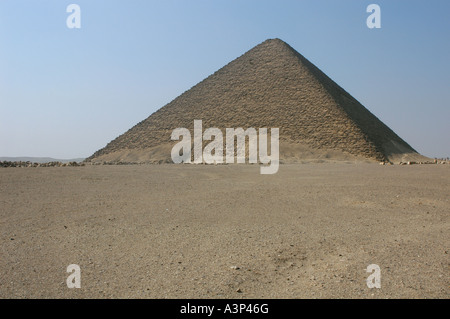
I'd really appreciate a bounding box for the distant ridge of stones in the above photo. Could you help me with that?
[87,38,429,164]
[0,161,84,168]
[0,157,85,163]
[1,159,447,168]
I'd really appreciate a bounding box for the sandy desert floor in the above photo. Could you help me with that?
[0,163,448,298]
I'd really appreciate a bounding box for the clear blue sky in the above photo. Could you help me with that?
[1,0,449,159]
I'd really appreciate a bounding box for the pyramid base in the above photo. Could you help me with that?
[87,142,394,164]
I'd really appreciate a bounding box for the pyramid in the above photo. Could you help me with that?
[87,38,426,164]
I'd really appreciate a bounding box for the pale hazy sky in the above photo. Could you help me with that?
[1,0,449,158]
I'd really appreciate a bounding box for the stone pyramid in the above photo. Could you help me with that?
[87,38,425,164]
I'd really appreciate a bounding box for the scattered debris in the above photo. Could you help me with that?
[0,161,84,168]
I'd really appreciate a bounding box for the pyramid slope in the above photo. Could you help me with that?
[87,39,425,164]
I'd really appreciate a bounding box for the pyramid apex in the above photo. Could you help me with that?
[267,38,285,42]
[262,38,289,45]
[254,38,297,54]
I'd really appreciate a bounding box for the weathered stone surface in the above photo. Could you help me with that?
[87,38,422,164]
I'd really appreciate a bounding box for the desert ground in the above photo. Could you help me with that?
[0,163,448,298]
